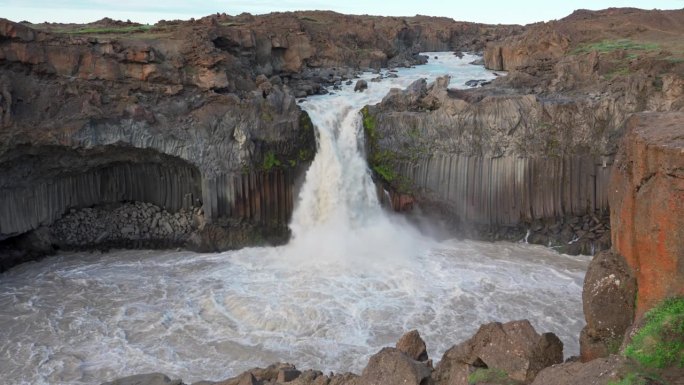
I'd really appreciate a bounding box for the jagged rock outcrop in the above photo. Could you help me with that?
[432,320,563,384]
[579,250,636,362]
[396,329,429,362]
[609,112,684,316]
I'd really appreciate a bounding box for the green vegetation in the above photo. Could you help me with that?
[572,39,660,55]
[300,16,320,23]
[665,56,684,64]
[604,66,631,80]
[608,372,647,385]
[624,297,684,369]
[262,151,281,171]
[361,106,395,183]
[361,106,377,140]
[360,106,418,192]
[65,25,153,35]
[467,368,508,384]
[297,112,315,163]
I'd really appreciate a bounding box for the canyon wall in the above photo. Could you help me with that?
[610,112,684,316]
[363,8,684,253]
[0,18,317,268]
[0,12,524,267]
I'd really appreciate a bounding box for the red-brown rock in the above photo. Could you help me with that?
[610,112,684,317]
[396,330,429,361]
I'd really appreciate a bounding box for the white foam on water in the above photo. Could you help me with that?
[0,54,589,385]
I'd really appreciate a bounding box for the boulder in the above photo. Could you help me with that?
[357,347,432,385]
[354,79,368,92]
[579,250,636,362]
[396,329,429,361]
[100,373,182,385]
[432,320,563,384]
[530,355,628,385]
[610,112,684,316]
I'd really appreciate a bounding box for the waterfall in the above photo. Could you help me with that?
[0,54,591,385]
[281,53,499,267]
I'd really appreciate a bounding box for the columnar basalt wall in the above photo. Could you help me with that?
[397,154,611,226]
[202,169,299,225]
[0,161,201,239]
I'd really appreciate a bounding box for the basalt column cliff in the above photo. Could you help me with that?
[0,13,518,269]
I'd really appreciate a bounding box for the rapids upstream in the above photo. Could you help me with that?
[0,53,590,385]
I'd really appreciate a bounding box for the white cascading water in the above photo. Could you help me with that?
[0,54,591,385]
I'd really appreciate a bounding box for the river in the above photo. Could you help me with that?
[0,53,589,385]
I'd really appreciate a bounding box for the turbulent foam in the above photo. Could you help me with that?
[0,54,589,385]
[0,243,588,385]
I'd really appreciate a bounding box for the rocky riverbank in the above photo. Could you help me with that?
[102,323,565,385]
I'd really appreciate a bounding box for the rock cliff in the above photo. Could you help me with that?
[610,112,684,316]
[363,8,684,254]
[0,17,317,268]
[0,13,519,268]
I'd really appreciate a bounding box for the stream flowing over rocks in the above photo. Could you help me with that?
[0,53,591,385]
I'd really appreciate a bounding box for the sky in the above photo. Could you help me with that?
[1,0,682,26]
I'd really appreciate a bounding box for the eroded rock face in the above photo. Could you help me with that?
[432,320,563,384]
[610,112,684,316]
[579,250,636,362]
[0,18,319,267]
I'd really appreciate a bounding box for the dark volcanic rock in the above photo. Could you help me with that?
[432,320,563,384]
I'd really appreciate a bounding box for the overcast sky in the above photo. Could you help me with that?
[1,0,682,25]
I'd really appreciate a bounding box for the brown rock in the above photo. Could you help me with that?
[100,373,182,385]
[579,250,636,362]
[530,355,627,385]
[396,329,429,361]
[277,368,302,383]
[353,79,367,92]
[610,112,684,317]
[432,320,563,384]
[357,347,432,385]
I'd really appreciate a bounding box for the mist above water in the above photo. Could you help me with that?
[0,54,589,385]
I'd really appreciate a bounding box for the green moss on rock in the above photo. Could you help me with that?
[624,297,684,369]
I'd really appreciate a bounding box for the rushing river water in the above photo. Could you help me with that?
[0,53,590,385]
